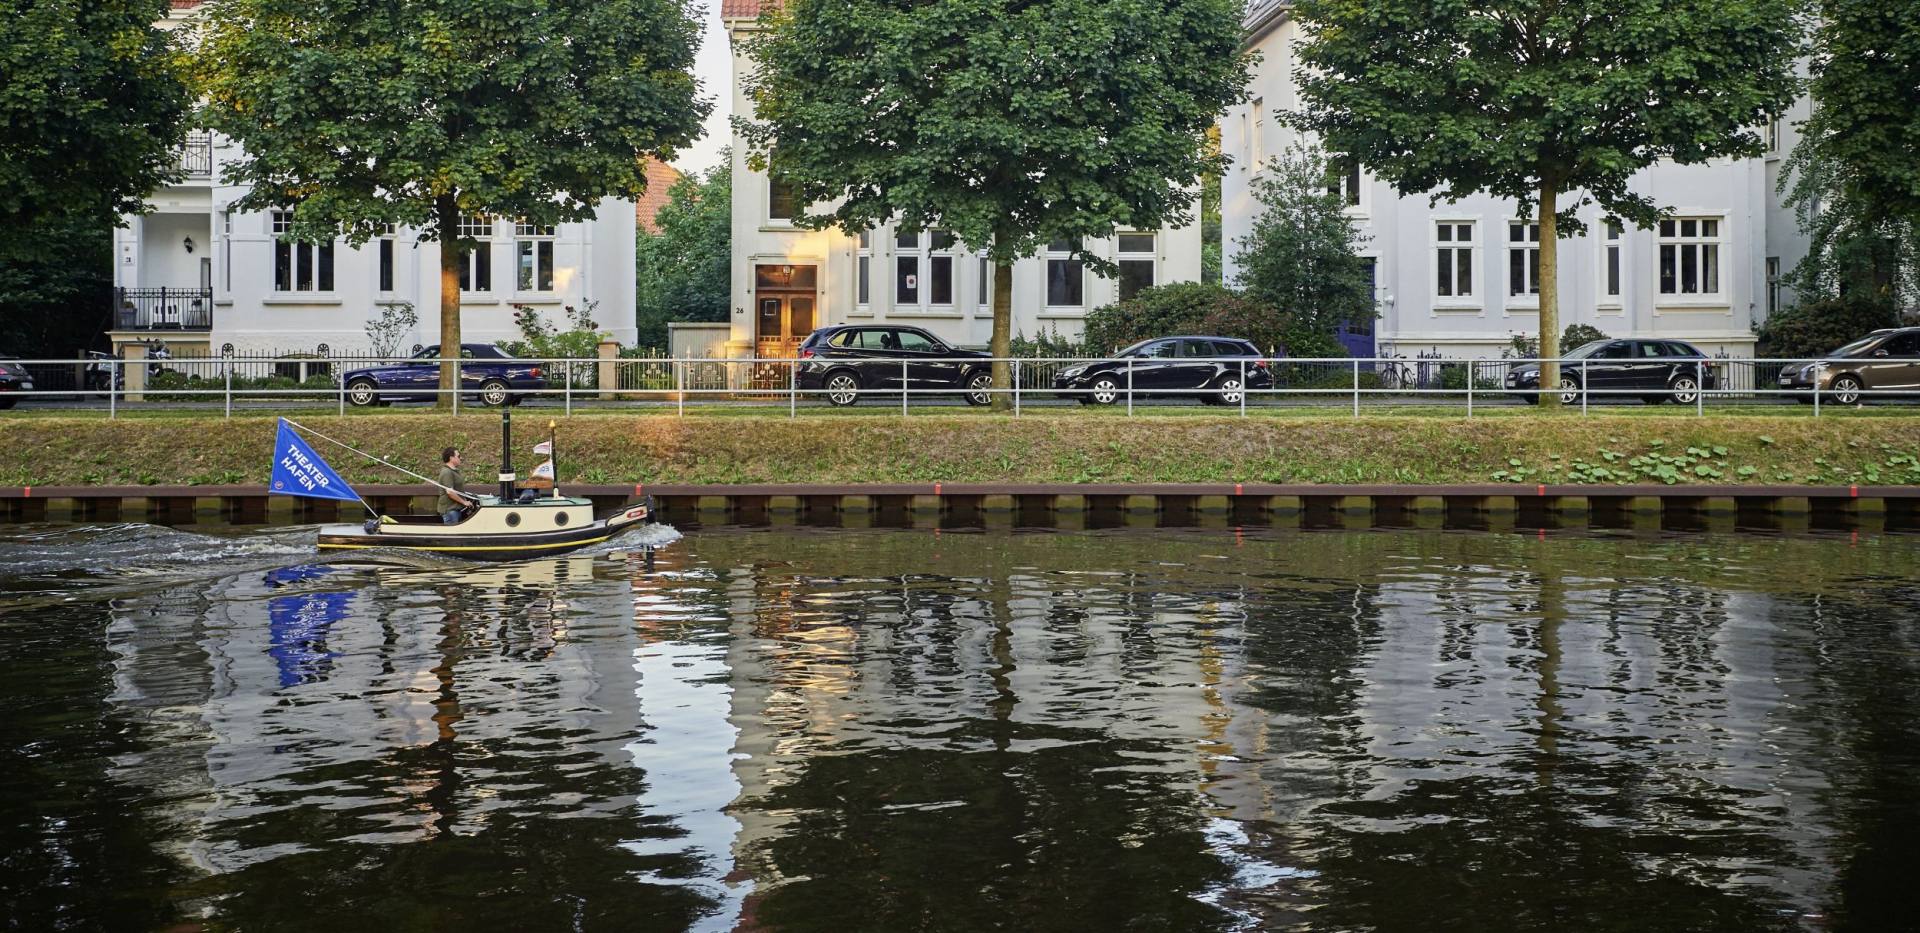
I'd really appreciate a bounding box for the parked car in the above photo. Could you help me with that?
[342,344,545,407]
[1053,336,1273,405]
[1507,338,1717,404]
[1776,327,1920,404]
[0,355,33,409]
[795,325,993,407]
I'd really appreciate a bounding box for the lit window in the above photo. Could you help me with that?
[1658,217,1722,297]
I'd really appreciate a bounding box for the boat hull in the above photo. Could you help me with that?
[316,498,652,561]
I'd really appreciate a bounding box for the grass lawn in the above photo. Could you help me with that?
[3,410,1919,488]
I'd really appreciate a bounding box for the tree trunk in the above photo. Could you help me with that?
[436,194,462,409]
[989,239,1013,413]
[1537,181,1560,409]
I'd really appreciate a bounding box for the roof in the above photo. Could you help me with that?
[720,0,777,17]
[634,159,685,234]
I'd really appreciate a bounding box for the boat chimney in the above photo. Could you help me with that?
[498,406,515,499]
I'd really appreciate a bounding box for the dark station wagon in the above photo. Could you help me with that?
[795,325,994,406]
[1053,336,1273,405]
[1507,338,1717,405]
[342,344,545,407]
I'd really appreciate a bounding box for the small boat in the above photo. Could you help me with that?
[274,409,652,562]
[316,496,653,561]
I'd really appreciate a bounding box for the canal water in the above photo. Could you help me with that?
[2,523,1917,931]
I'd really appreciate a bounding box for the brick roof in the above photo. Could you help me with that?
[720,0,778,18]
[635,158,686,234]
[171,0,203,8]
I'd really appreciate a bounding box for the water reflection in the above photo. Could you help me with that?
[1,527,1917,930]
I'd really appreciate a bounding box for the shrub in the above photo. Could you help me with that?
[364,302,419,359]
[1083,282,1333,357]
[500,301,608,388]
[1755,294,1901,358]
[1009,324,1085,358]
[1508,323,1612,359]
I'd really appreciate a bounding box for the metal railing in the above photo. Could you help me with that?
[176,133,213,178]
[114,288,214,330]
[1,354,1912,419]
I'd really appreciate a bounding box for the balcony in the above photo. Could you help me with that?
[175,132,213,179]
[115,287,213,330]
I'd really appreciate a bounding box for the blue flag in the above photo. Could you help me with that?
[270,419,360,502]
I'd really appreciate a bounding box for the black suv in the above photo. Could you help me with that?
[1506,338,1717,404]
[1052,336,1273,405]
[1777,327,1920,404]
[796,325,993,406]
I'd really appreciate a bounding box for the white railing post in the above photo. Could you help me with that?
[564,360,572,417]
[452,358,460,415]
[1580,358,1588,416]
[224,366,232,419]
[901,358,909,417]
[789,359,797,418]
[1813,364,1821,416]
[1127,358,1134,416]
[1352,359,1360,417]
[676,360,684,417]
[337,361,346,416]
[1013,360,1021,417]
[1239,359,1247,417]
[108,360,117,419]
[1696,359,1705,417]
[1466,359,1475,418]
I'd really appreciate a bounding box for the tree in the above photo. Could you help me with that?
[740,0,1248,409]
[1,0,190,260]
[635,160,732,348]
[1232,145,1374,347]
[0,211,114,356]
[195,0,708,404]
[1780,0,1920,311]
[1290,0,1799,404]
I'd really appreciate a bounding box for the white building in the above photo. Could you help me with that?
[110,1,639,357]
[719,0,1203,357]
[1221,0,1780,360]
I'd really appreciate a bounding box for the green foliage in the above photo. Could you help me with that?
[1438,364,1503,391]
[1232,145,1374,337]
[1009,325,1085,358]
[364,302,420,360]
[740,0,1249,398]
[0,0,189,258]
[0,210,113,356]
[636,160,732,348]
[1083,283,1265,354]
[1201,133,1224,287]
[147,370,337,402]
[194,0,709,387]
[1778,0,1920,310]
[499,301,608,387]
[1507,324,1613,359]
[1755,294,1902,358]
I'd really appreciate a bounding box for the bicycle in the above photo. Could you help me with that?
[1377,356,1416,392]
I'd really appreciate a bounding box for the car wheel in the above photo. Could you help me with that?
[1669,375,1700,405]
[346,378,381,408]
[1830,374,1863,405]
[480,379,511,407]
[1558,376,1581,405]
[1214,375,1245,406]
[825,371,861,407]
[1089,376,1121,406]
[962,371,993,406]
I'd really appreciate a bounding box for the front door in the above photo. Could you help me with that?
[754,264,819,359]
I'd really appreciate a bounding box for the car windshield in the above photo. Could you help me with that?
[1829,335,1884,358]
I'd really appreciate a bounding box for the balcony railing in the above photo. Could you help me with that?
[115,287,213,330]
[176,133,212,178]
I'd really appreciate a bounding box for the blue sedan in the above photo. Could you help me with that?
[343,344,546,407]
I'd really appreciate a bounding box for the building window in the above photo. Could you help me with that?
[1328,157,1361,208]
[895,230,920,305]
[1507,220,1541,299]
[1434,221,1475,299]
[1658,217,1722,297]
[376,223,396,293]
[768,174,796,222]
[1766,256,1781,315]
[1250,98,1265,171]
[1118,232,1156,301]
[514,221,555,292]
[1046,238,1084,308]
[1766,117,1781,155]
[271,211,335,293]
[977,254,992,313]
[1599,221,1623,305]
[928,230,956,306]
[457,213,493,293]
[221,209,232,292]
[856,230,871,308]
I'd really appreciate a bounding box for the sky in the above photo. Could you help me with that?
[671,2,734,179]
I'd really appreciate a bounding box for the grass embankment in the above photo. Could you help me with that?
[2,413,1918,488]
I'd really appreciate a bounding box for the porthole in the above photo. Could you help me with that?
[555,511,569,527]
[504,512,520,527]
